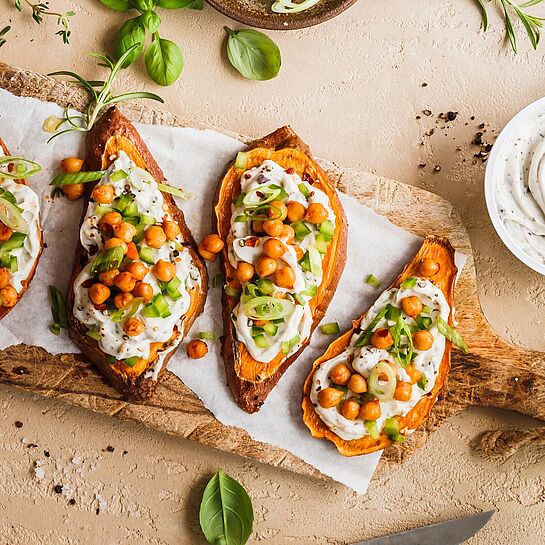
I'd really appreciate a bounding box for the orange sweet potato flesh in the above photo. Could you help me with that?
[0,138,43,320]
[66,107,208,400]
[214,127,348,413]
[302,236,457,456]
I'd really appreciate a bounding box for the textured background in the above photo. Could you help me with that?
[2,0,545,543]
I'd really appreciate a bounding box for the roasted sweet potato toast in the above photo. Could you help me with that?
[213,126,347,413]
[302,236,462,456]
[66,107,208,400]
[0,139,43,319]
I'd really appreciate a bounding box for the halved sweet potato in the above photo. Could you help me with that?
[302,236,457,456]
[214,126,347,413]
[67,107,208,400]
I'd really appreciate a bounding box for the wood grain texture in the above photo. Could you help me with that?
[0,61,542,481]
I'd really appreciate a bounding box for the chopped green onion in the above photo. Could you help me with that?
[138,246,155,265]
[302,284,318,297]
[293,292,305,305]
[234,152,248,170]
[96,205,114,215]
[0,188,19,207]
[263,322,278,336]
[298,183,311,199]
[291,221,312,242]
[391,433,406,443]
[245,203,282,221]
[421,304,431,314]
[0,196,28,234]
[242,185,282,207]
[307,247,322,278]
[365,274,382,289]
[107,355,117,365]
[139,214,156,225]
[417,375,428,390]
[50,170,105,186]
[254,334,270,349]
[251,326,264,338]
[198,331,215,342]
[246,283,261,298]
[255,278,275,295]
[110,169,128,182]
[385,304,401,322]
[234,215,247,223]
[390,314,414,368]
[0,232,26,252]
[157,182,193,200]
[314,234,330,255]
[49,285,69,330]
[320,322,340,335]
[318,220,335,239]
[9,255,17,273]
[233,192,246,206]
[90,245,125,274]
[384,417,400,437]
[212,272,225,288]
[414,315,432,331]
[225,285,241,298]
[0,156,42,179]
[86,329,101,341]
[114,193,132,212]
[365,420,380,440]
[111,297,143,323]
[400,277,418,289]
[124,356,141,368]
[49,323,61,335]
[281,334,300,355]
[165,276,183,300]
[123,202,139,217]
[437,317,468,353]
[355,307,388,347]
[243,296,295,321]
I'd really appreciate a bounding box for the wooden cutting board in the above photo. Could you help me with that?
[0,62,543,481]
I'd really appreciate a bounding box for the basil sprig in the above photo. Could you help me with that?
[145,34,184,86]
[437,317,469,353]
[224,27,281,81]
[200,470,253,545]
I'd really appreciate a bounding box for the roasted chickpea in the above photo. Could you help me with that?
[348,373,367,394]
[125,261,149,281]
[113,221,137,243]
[405,364,423,385]
[62,184,85,201]
[198,243,216,261]
[287,201,306,222]
[145,225,167,249]
[329,363,352,386]
[60,157,84,174]
[413,329,434,351]
[153,259,176,282]
[341,399,361,420]
[359,399,382,421]
[401,296,423,319]
[263,238,286,259]
[394,381,413,402]
[252,220,265,233]
[280,224,295,244]
[0,267,10,289]
[92,184,115,205]
[104,237,128,254]
[268,200,288,221]
[0,285,17,308]
[419,258,440,277]
[133,281,153,302]
[99,211,122,232]
[263,219,283,237]
[89,283,110,305]
[305,202,328,224]
[292,244,304,261]
[201,233,224,254]
[253,319,269,327]
[317,387,344,408]
[114,292,134,309]
[0,222,12,242]
[98,268,120,287]
[124,317,145,337]
[187,339,208,359]
[236,261,255,283]
[114,272,137,293]
[163,219,181,241]
[255,256,278,277]
[370,328,394,349]
[274,265,296,289]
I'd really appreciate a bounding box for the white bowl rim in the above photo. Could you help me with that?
[484,95,545,276]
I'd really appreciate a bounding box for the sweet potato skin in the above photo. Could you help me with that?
[0,138,43,320]
[66,107,208,400]
[302,236,457,456]
[214,126,348,413]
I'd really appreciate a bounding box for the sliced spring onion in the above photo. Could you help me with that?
[365,274,382,289]
[318,220,335,239]
[244,203,282,221]
[272,0,321,13]
[49,285,69,330]
[164,276,183,300]
[293,292,305,305]
[263,322,278,336]
[9,255,17,273]
[139,214,156,225]
[212,272,225,288]
[417,375,428,390]
[254,334,270,349]
[291,221,311,242]
[246,283,261,298]
[243,296,295,321]
[90,245,125,275]
[314,233,330,255]
[307,246,322,278]
[234,152,248,170]
[96,205,114,215]
[365,420,380,440]
[385,304,401,322]
[110,169,128,182]
[86,329,101,341]
[0,232,26,252]
[50,170,105,186]
[384,417,400,437]
[391,433,406,443]
[242,185,282,207]
[198,331,215,342]
[124,356,141,368]
[233,192,246,206]
[400,277,418,289]
[302,284,318,297]
[225,285,241,298]
[157,182,194,200]
[0,156,42,179]
[437,317,468,353]
[320,322,340,335]
[390,314,414,368]
[234,214,247,223]
[138,246,155,265]
[282,334,300,355]
[0,195,28,234]
[49,323,61,335]
[368,360,397,401]
[0,188,19,207]
[255,278,275,295]
[123,202,139,217]
[143,293,171,319]
[298,182,311,199]
[114,193,132,212]
[354,307,388,347]
[111,297,144,323]
[414,315,432,331]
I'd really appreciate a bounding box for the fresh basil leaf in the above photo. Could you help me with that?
[115,17,146,68]
[145,35,183,86]
[224,27,281,81]
[141,10,161,32]
[199,470,253,545]
[156,0,203,8]
[437,317,468,353]
[100,0,132,10]
[130,0,156,10]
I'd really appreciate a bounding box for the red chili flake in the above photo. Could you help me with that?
[81,278,94,288]
[93,303,107,311]
[7,162,14,173]
[244,237,260,248]
[302,173,315,185]
[285,167,295,174]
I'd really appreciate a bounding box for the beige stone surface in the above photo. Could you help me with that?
[1,0,545,543]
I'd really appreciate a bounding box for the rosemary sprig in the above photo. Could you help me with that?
[0,26,10,48]
[477,0,545,52]
[46,45,164,142]
[14,0,74,44]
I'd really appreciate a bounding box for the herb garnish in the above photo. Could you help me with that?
[0,26,10,48]
[14,0,74,44]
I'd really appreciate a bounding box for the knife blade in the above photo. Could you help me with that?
[352,510,495,545]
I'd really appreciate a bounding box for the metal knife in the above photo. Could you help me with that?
[352,510,495,545]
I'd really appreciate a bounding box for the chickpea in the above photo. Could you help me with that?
[305,202,328,224]
[348,373,368,394]
[406,364,423,385]
[280,224,295,244]
[60,157,84,174]
[341,399,361,420]
[263,238,286,259]
[124,317,145,337]
[114,272,137,293]
[370,328,394,349]
[236,261,255,283]
[0,285,17,307]
[274,265,296,289]
[287,201,306,223]
[114,292,134,309]
[133,281,153,302]
[98,268,120,287]
[198,243,216,261]
[419,258,440,277]
[62,184,85,201]
[394,381,413,402]
[201,233,224,254]
[162,219,181,241]
[413,329,434,351]
[317,387,344,408]
[255,256,278,277]
[292,244,304,261]
[99,211,122,232]
[268,200,288,221]
[92,184,115,205]
[359,400,382,421]
[187,339,208,359]
[145,225,167,249]
[252,220,265,233]
[153,259,176,282]
[253,319,269,327]
[0,222,12,242]
[104,237,128,255]
[401,296,423,319]
[329,363,352,386]
[89,283,110,305]
[125,261,149,281]
[113,221,137,243]
[0,267,10,289]
[263,219,283,237]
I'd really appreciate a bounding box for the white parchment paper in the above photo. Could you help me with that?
[0,88,429,493]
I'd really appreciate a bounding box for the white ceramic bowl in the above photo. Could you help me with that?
[485,96,545,276]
